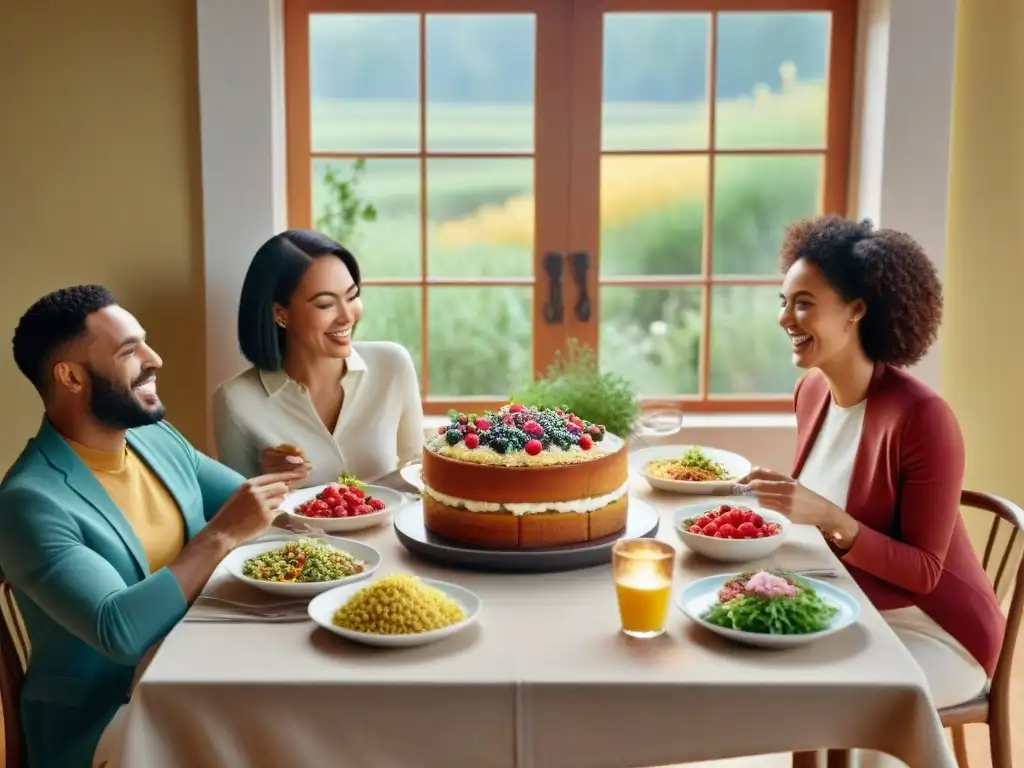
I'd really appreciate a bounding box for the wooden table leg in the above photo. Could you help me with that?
[792,751,818,768]
[826,749,851,768]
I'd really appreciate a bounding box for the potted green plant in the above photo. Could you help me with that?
[510,339,639,439]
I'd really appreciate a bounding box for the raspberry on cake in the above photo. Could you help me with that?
[421,404,628,549]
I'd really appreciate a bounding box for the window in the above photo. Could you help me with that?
[284,0,855,414]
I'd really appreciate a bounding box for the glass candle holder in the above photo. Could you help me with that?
[612,538,675,638]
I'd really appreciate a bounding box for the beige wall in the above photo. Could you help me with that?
[941,0,1024,553]
[0,0,206,470]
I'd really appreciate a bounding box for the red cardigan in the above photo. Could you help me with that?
[793,364,1005,677]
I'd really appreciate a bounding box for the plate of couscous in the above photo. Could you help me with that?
[224,537,380,598]
[307,573,481,647]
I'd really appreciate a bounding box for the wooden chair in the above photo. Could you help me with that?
[941,490,1024,768]
[0,582,28,768]
[798,490,1024,768]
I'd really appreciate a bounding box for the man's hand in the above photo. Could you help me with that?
[169,470,304,602]
[207,471,303,545]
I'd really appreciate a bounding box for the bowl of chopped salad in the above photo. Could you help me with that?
[631,445,751,495]
[223,537,380,597]
[677,569,859,648]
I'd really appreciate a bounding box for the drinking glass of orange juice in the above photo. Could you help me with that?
[612,538,675,638]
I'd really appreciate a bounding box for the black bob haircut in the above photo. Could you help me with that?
[237,229,361,371]
[12,284,118,393]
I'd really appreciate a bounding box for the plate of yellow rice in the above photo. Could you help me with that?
[307,573,481,647]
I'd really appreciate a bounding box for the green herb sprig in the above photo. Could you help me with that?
[510,340,638,438]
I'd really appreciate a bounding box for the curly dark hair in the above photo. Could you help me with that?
[12,285,117,392]
[779,215,943,367]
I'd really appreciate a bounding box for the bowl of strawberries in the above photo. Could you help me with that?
[672,501,788,563]
[282,476,411,533]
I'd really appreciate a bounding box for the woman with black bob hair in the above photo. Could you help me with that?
[736,216,1003,765]
[213,229,423,488]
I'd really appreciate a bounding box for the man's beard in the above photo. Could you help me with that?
[87,366,166,429]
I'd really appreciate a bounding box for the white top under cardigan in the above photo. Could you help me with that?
[796,398,867,510]
[212,342,424,487]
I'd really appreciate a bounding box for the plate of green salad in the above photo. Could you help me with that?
[677,569,859,648]
[224,537,380,598]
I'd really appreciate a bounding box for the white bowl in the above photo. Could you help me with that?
[223,537,380,598]
[399,462,424,492]
[677,572,860,648]
[308,577,481,648]
[282,483,410,533]
[631,444,752,495]
[673,501,788,563]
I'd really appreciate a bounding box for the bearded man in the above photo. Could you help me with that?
[0,285,301,768]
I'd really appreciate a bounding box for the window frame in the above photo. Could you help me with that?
[283,0,858,416]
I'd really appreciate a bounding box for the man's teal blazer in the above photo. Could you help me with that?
[0,418,244,768]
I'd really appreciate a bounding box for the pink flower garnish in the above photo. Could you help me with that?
[744,571,797,599]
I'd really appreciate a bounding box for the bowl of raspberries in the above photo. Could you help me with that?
[673,502,788,562]
[283,476,409,533]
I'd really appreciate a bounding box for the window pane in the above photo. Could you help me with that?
[715,12,830,149]
[426,14,535,152]
[711,154,822,275]
[427,286,532,396]
[312,158,421,279]
[599,286,701,396]
[310,14,420,152]
[356,286,423,381]
[602,13,709,151]
[427,158,533,279]
[600,155,708,277]
[710,285,798,395]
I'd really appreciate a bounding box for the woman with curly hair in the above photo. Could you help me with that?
[740,217,1004,738]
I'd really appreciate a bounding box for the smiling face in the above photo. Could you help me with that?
[274,255,362,361]
[53,305,166,428]
[778,258,865,370]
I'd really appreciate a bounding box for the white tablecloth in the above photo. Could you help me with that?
[121,483,957,768]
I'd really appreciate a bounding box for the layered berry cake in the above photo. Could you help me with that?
[421,404,628,549]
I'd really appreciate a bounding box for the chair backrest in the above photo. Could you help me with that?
[0,582,27,768]
[960,490,1024,702]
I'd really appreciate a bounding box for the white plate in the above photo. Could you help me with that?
[677,572,860,648]
[223,538,380,598]
[308,577,481,647]
[673,501,789,563]
[282,483,409,533]
[631,444,752,495]
[400,462,424,492]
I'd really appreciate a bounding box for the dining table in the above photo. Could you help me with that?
[118,474,958,768]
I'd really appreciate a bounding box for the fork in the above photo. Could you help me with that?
[791,568,839,579]
[186,599,310,623]
[195,595,308,611]
[184,610,309,624]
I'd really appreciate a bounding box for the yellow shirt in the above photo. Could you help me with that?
[67,439,186,573]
